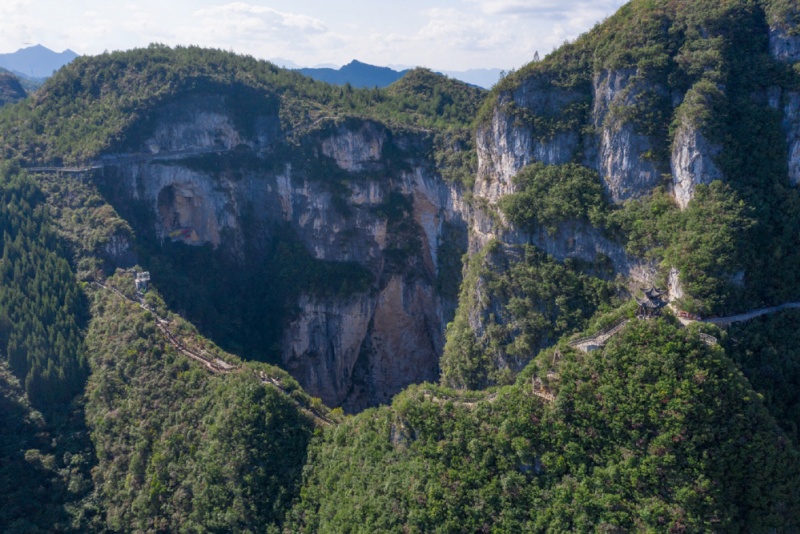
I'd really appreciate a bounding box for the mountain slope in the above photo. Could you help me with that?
[289,320,800,532]
[0,0,799,531]
[83,271,325,532]
[0,71,27,107]
[441,0,800,387]
[0,44,486,410]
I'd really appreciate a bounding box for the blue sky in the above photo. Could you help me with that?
[1,1,627,71]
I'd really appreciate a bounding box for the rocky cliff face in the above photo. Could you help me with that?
[670,117,723,209]
[766,14,800,190]
[769,18,800,186]
[770,26,800,63]
[587,68,665,203]
[442,67,671,386]
[97,95,469,410]
[472,68,664,283]
[475,76,583,204]
[476,68,669,207]
[767,89,800,187]
[783,92,800,186]
[91,10,800,406]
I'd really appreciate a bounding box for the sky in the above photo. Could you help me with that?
[0,0,628,71]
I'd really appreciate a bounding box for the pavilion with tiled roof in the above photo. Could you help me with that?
[635,287,667,318]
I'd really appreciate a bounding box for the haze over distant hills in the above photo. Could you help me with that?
[0,45,500,90]
[299,60,408,89]
[412,67,502,89]
[0,44,78,80]
[272,57,501,89]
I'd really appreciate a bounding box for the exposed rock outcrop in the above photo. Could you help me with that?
[766,88,800,187]
[780,92,800,186]
[321,122,385,172]
[525,221,655,285]
[142,94,279,153]
[101,233,137,268]
[668,267,685,302]
[670,118,723,209]
[588,69,664,203]
[769,26,800,63]
[475,76,584,204]
[97,96,469,410]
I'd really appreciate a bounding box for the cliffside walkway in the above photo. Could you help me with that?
[92,281,234,374]
[92,279,335,426]
[566,300,800,354]
[704,302,800,326]
[567,318,629,353]
[22,114,436,176]
[544,298,800,402]
[419,389,498,408]
[25,145,229,174]
[22,115,340,175]
[25,164,104,173]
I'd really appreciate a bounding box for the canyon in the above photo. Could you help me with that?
[78,12,800,410]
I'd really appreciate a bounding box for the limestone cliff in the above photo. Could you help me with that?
[783,92,800,186]
[670,117,723,209]
[472,66,662,282]
[587,68,665,203]
[770,25,800,64]
[769,12,800,186]
[476,67,670,207]
[474,75,583,203]
[96,95,469,410]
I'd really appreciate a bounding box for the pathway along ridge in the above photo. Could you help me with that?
[92,280,335,426]
[20,115,354,174]
[22,114,439,175]
[704,302,800,325]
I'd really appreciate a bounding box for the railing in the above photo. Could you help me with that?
[25,164,103,173]
[531,377,556,402]
[93,278,335,425]
[568,318,629,348]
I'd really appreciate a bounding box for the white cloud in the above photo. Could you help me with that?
[0,0,631,72]
[0,1,39,50]
[152,1,342,62]
[473,0,570,16]
[415,8,512,51]
[471,0,622,18]
[192,2,327,37]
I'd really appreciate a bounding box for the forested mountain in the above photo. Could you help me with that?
[0,71,27,107]
[0,0,799,531]
[298,59,409,88]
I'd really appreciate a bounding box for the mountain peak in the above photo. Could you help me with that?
[299,60,408,88]
[0,44,78,79]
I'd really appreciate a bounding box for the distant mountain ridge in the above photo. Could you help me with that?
[299,60,409,88]
[291,58,501,89]
[0,44,78,80]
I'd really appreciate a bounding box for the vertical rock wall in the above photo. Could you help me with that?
[588,68,665,203]
[98,100,469,410]
[670,118,723,209]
